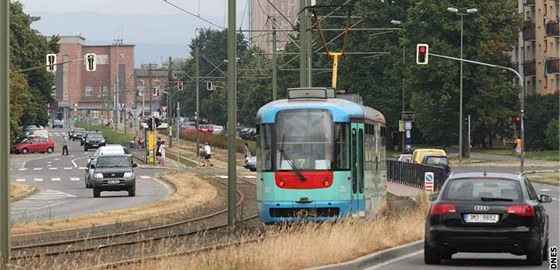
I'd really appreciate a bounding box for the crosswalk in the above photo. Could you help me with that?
[12,176,152,182]
[12,167,88,171]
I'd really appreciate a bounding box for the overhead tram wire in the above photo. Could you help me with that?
[265,0,298,31]
[161,0,224,29]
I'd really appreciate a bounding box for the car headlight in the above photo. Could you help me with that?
[101,140,105,143]
[86,140,90,143]
[94,173,103,179]
[124,172,134,178]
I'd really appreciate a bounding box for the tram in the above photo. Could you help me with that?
[255,87,387,223]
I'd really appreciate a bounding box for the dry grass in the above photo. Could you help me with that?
[120,195,430,270]
[10,183,36,202]
[527,171,560,185]
[11,172,217,235]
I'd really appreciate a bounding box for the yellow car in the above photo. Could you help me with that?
[411,148,447,163]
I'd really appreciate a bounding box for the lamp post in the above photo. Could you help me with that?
[391,19,410,152]
[447,7,478,161]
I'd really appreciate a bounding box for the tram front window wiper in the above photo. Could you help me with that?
[279,133,306,181]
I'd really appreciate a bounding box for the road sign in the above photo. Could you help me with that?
[424,172,434,192]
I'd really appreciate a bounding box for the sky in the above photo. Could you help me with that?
[16,0,251,65]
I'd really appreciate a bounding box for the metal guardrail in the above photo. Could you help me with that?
[386,160,446,191]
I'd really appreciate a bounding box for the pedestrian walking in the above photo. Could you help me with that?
[156,137,162,164]
[204,141,213,167]
[514,136,523,158]
[243,143,251,161]
[62,134,69,155]
[159,141,166,165]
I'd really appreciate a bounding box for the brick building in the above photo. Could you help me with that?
[53,35,135,124]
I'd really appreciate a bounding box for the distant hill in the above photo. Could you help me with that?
[28,11,228,66]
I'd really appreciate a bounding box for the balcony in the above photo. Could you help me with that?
[523,60,536,76]
[546,57,560,74]
[546,20,559,37]
[523,27,536,41]
[523,0,535,5]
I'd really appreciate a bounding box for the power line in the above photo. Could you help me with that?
[161,0,224,29]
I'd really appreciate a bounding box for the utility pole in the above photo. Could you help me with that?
[299,0,309,87]
[195,47,200,156]
[272,17,278,100]
[227,0,238,227]
[168,56,173,148]
[1,0,11,265]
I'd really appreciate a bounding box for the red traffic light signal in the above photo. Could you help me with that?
[515,116,521,122]
[416,44,429,65]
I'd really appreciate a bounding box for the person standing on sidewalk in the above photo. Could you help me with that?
[514,136,523,158]
[204,141,213,167]
[62,134,69,155]
[159,141,166,165]
[243,143,251,161]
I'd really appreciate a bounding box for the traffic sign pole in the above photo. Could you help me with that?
[1,0,11,264]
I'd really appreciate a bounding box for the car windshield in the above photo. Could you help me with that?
[443,178,522,201]
[87,134,104,139]
[96,156,131,168]
[424,156,448,166]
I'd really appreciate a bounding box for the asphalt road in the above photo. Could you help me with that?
[9,128,172,224]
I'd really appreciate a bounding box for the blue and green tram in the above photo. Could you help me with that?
[255,88,387,223]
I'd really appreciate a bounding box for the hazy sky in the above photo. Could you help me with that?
[17,0,249,18]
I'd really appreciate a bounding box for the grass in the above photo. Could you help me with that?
[10,182,35,202]
[117,195,430,270]
[475,148,559,161]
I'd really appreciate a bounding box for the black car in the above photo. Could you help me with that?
[424,172,551,265]
[83,132,106,151]
[71,128,85,141]
[422,155,451,178]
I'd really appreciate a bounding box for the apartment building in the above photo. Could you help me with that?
[53,35,135,123]
[515,0,560,95]
[134,64,170,119]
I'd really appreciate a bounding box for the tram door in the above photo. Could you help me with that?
[350,124,365,217]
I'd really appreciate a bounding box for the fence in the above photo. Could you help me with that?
[386,160,446,191]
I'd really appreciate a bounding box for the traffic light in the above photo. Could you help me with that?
[514,115,522,131]
[85,53,97,71]
[178,81,184,90]
[46,53,57,72]
[416,44,429,65]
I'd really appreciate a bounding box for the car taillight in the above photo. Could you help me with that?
[431,204,457,215]
[507,205,534,216]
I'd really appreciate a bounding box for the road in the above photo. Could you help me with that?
[9,128,172,224]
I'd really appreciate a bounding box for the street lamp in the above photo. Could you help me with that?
[113,38,123,130]
[447,7,478,161]
[391,19,410,152]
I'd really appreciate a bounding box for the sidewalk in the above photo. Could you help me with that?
[386,181,425,197]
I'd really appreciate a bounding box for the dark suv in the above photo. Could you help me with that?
[424,172,551,265]
[90,154,137,197]
[84,132,106,151]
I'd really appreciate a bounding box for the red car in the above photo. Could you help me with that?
[12,136,55,154]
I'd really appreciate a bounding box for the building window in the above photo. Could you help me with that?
[91,111,100,119]
[152,86,161,96]
[85,85,93,97]
[101,86,108,96]
[138,86,145,96]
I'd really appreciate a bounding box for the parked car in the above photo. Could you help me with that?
[239,127,256,141]
[12,136,55,154]
[424,172,551,265]
[83,132,106,151]
[52,119,64,128]
[212,125,224,135]
[412,148,447,164]
[90,154,137,197]
[244,156,256,171]
[397,153,412,162]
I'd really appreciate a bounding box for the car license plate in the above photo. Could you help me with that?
[108,180,120,184]
[464,214,499,223]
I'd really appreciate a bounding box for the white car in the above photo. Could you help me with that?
[212,125,224,135]
[397,153,412,162]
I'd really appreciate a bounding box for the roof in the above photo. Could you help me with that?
[447,172,523,181]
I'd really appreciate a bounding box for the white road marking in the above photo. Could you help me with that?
[33,168,42,171]
[47,161,52,164]
[33,178,43,182]
[139,175,151,179]
[15,179,25,182]
[53,158,60,161]
[538,188,551,191]
[64,167,72,170]
[70,178,80,181]
[218,175,228,179]
[49,167,57,170]
[365,250,423,270]
[18,168,27,171]
[71,156,89,167]
[51,178,61,181]
[78,167,87,170]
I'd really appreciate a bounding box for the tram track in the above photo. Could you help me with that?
[10,175,258,269]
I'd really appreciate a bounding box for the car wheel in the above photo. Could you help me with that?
[527,240,543,265]
[424,240,441,265]
[441,252,452,260]
[22,148,29,154]
[47,147,53,154]
[543,239,549,261]
[93,187,101,198]
[84,146,88,151]
[128,185,136,197]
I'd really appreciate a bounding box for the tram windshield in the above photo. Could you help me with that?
[275,110,333,171]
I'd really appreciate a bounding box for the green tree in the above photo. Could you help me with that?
[10,2,59,136]
[545,118,559,150]
[524,93,559,149]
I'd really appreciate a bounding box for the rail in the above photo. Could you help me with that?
[386,160,446,191]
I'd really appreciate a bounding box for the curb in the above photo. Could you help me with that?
[306,240,423,270]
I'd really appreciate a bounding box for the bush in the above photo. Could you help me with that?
[545,118,559,150]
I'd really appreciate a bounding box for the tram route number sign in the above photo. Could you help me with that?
[424,172,434,192]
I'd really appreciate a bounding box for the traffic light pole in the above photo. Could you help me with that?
[1,0,11,264]
[429,52,525,172]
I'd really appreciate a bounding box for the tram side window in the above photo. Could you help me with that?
[335,123,350,170]
[261,124,273,171]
